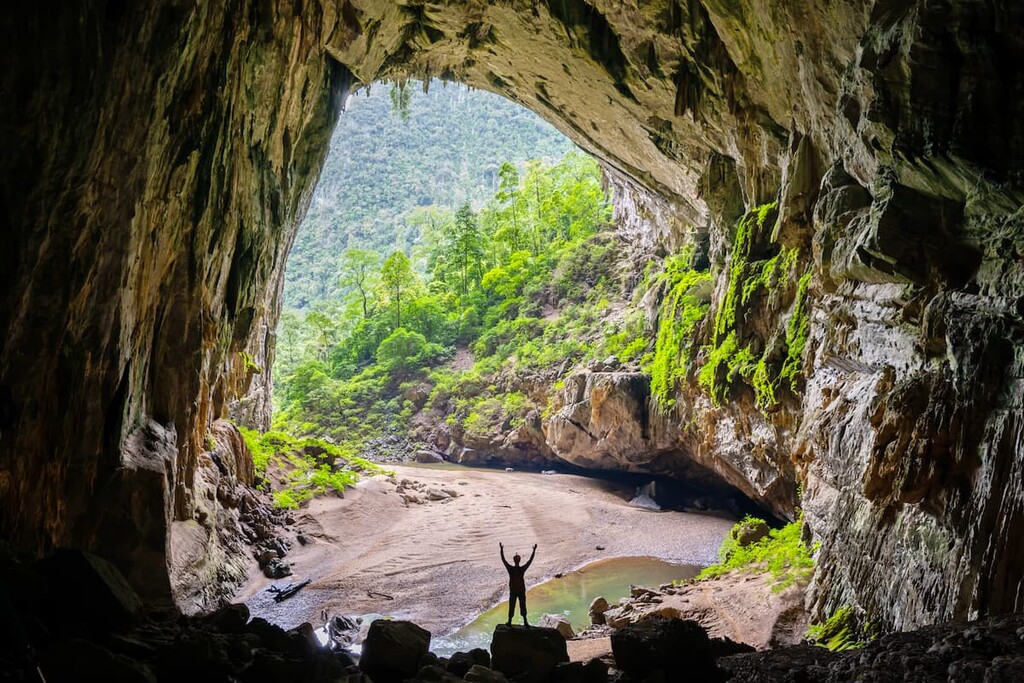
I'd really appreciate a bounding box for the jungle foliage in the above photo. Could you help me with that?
[237,427,386,509]
[274,149,618,446]
[286,80,573,311]
[696,514,817,592]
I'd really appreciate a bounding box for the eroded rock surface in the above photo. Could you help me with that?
[719,613,1024,683]
[600,573,808,651]
[170,420,290,614]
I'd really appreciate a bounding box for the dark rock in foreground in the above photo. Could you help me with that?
[447,648,491,677]
[720,613,1024,682]
[611,616,752,682]
[359,619,431,683]
[36,549,145,633]
[553,659,608,683]
[9,543,1024,683]
[464,664,511,683]
[491,624,569,682]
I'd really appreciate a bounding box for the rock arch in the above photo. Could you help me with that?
[1,1,1022,625]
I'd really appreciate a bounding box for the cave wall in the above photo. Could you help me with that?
[2,0,1022,626]
[0,1,349,607]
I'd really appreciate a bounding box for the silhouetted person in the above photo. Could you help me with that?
[500,542,536,626]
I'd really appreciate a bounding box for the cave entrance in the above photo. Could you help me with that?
[231,79,769,638]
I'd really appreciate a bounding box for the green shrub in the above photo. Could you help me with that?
[234,425,384,509]
[806,604,878,651]
[272,489,302,510]
[696,515,817,592]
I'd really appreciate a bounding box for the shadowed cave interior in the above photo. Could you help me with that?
[1,1,1023,681]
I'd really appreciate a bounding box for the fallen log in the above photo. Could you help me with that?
[268,578,310,602]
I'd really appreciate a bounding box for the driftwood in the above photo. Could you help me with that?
[268,578,310,602]
[366,589,394,601]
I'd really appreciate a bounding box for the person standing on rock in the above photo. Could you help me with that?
[500,542,536,626]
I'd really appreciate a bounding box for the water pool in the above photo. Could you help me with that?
[431,556,699,656]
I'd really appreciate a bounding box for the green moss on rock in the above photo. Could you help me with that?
[806,604,879,652]
[646,250,713,407]
[699,201,811,410]
[695,514,817,592]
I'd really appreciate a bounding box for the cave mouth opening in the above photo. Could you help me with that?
[232,78,766,635]
[5,4,1024,677]
[264,76,766,514]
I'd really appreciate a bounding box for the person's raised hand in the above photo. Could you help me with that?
[500,542,504,549]
[533,543,537,550]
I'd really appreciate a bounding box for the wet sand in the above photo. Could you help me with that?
[236,463,734,638]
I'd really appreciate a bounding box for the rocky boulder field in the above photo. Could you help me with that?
[3,546,1023,683]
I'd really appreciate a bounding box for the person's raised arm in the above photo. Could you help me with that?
[523,543,537,570]
[499,542,512,570]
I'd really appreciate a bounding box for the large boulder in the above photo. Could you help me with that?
[36,549,145,633]
[414,449,445,464]
[610,616,750,682]
[545,372,651,470]
[730,518,771,549]
[358,619,431,683]
[588,597,609,625]
[410,664,462,682]
[446,648,491,678]
[490,624,569,683]
[464,665,510,683]
[538,614,575,640]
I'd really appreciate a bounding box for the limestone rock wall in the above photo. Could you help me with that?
[0,2,349,608]
[2,0,1022,626]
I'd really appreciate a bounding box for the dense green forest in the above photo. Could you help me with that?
[259,82,809,505]
[286,81,574,310]
[273,81,633,452]
[274,149,626,443]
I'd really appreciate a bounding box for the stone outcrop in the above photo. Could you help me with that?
[719,613,1024,683]
[599,573,808,650]
[2,0,1023,637]
[546,369,795,514]
[490,624,569,683]
[610,616,752,682]
[441,407,560,470]
[547,372,652,471]
[169,420,291,613]
[1,2,349,610]
[359,619,432,683]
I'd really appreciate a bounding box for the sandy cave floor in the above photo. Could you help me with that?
[235,463,736,641]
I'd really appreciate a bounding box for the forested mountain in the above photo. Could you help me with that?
[261,81,696,508]
[274,151,618,435]
[285,81,574,310]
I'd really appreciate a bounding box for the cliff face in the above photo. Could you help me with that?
[0,3,350,608]
[2,0,1022,626]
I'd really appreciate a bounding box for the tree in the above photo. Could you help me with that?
[380,250,416,329]
[304,308,339,361]
[450,203,484,296]
[376,327,435,376]
[339,248,380,319]
[389,81,411,120]
[495,162,522,253]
